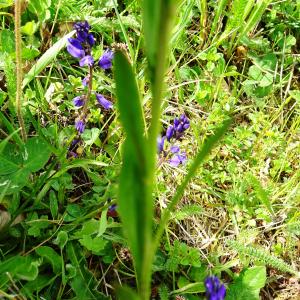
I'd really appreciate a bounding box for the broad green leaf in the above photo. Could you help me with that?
[23,137,51,172]
[54,231,68,249]
[22,30,75,89]
[0,0,13,8]
[82,128,101,146]
[0,137,51,194]
[21,21,38,36]
[0,29,15,53]
[0,255,39,281]
[114,49,152,292]
[117,286,141,300]
[79,235,108,254]
[35,246,61,274]
[226,266,266,300]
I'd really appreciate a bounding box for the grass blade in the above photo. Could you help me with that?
[22,31,75,89]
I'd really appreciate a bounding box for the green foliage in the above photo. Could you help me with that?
[114,49,151,295]
[0,0,299,299]
[226,266,267,300]
[0,137,51,194]
[165,240,201,272]
[228,240,299,277]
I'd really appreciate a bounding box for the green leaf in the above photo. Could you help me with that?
[54,231,68,249]
[114,49,152,290]
[35,246,62,274]
[66,242,109,300]
[21,21,38,36]
[79,235,108,254]
[117,286,140,300]
[82,128,101,146]
[22,46,40,60]
[173,276,205,294]
[22,275,54,296]
[49,190,58,218]
[226,266,266,300]
[0,29,15,54]
[0,137,51,194]
[97,209,108,237]
[0,255,39,281]
[24,137,51,172]
[0,0,13,8]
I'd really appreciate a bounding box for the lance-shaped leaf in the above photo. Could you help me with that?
[114,50,153,296]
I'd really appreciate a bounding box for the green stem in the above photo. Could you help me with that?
[81,66,93,119]
[15,0,27,141]
[139,3,177,299]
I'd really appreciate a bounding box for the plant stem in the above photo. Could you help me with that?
[81,66,93,119]
[15,0,27,141]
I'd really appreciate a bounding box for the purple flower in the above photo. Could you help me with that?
[74,21,90,43]
[107,204,118,217]
[157,136,166,153]
[169,152,187,167]
[67,38,85,58]
[174,114,190,133]
[75,120,85,134]
[73,96,84,107]
[170,145,180,153]
[74,21,90,32]
[87,33,95,46]
[98,50,114,69]
[79,55,94,67]
[95,93,113,110]
[82,75,90,87]
[166,125,174,141]
[205,276,226,300]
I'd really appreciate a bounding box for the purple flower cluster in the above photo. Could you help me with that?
[158,114,190,167]
[67,21,114,135]
[205,276,226,300]
[166,114,190,141]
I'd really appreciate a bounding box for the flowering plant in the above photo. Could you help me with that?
[66,21,114,135]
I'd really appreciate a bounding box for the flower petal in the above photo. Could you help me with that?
[79,55,94,67]
[67,38,85,58]
[98,50,114,69]
[95,93,113,110]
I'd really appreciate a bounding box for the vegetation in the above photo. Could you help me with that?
[0,0,299,299]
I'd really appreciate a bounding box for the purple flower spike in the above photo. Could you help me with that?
[75,120,85,134]
[73,96,84,107]
[166,125,174,141]
[157,136,166,153]
[98,50,114,69]
[95,93,113,110]
[79,55,94,67]
[173,114,190,137]
[205,276,226,300]
[67,38,85,58]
